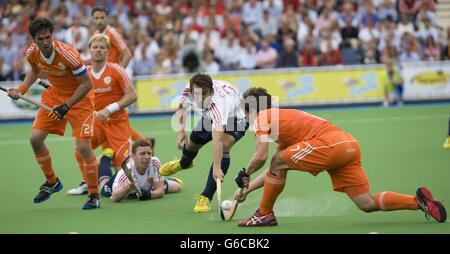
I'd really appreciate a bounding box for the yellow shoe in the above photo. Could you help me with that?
[193,194,211,213]
[159,159,193,176]
[102,148,114,158]
[167,177,184,187]
[443,137,450,149]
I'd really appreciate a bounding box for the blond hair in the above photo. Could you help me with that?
[88,34,110,48]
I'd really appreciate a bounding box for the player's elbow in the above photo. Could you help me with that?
[129,91,137,103]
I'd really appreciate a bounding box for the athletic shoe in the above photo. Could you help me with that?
[82,194,100,210]
[33,178,63,203]
[416,187,447,223]
[167,177,184,187]
[238,209,278,227]
[159,159,194,176]
[193,194,211,213]
[66,181,88,195]
[443,137,450,149]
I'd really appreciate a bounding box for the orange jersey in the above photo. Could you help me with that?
[94,26,128,64]
[26,40,92,98]
[254,108,341,148]
[88,62,132,122]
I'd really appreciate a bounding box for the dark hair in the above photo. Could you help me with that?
[132,140,152,154]
[92,6,109,16]
[29,17,54,38]
[189,73,213,92]
[243,87,272,113]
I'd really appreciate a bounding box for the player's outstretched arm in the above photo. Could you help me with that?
[175,107,187,149]
[234,170,267,203]
[245,135,270,176]
[7,68,40,100]
[212,126,225,181]
[111,182,135,202]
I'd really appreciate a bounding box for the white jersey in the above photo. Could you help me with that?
[112,157,163,198]
[180,80,246,128]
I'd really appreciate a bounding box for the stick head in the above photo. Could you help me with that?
[220,200,239,221]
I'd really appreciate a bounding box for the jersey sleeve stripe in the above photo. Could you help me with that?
[26,45,39,57]
[109,28,128,50]
[55,48,80,67]
[210,103,222,124]
[110,63,131,87]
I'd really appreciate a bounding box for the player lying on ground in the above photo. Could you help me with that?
[158,73,248,212]
[7,17,100,209]
[66,34,137,195]
[234,87,447,227]
[107,140,183,202]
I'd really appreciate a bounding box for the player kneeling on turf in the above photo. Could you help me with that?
[106,140,183,202]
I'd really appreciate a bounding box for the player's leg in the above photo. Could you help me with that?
[67,121,104,195]
[30,129,64,203]
[164,177,184,194]
[100,121,132,197]
[443,115,450,149]
[74,138,100,209]
[68,101,99,209]
[195,135,234,212]
[195,119,248,212]
[349,189,446,222]
[238,150,287,227]
[159,117,209,176]
[30,105,67,203]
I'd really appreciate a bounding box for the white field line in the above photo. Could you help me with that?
[0,114,445,146]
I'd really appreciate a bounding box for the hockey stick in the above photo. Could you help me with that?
[19,74,108,120]
[121,155,142,196]
[0,86,52,112]
[216,178,223,220]
[220,188,244,221]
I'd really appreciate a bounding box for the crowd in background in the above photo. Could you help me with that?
[0,0,449,81]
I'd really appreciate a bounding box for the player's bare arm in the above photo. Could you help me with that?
[111,180,136,202]
[7,67,40,100]
[119,48,132,68]
[149,180,165,199]
[175,106,187,149]
[66,72,93,108]
[96,84,137,122]
[245,135,269,176]
[212,126,225,181]
[234,171,267,202]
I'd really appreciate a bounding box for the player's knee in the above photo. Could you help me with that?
[356,202,377,213]
[172,184,182,193]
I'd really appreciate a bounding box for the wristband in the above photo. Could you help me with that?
[17,84,28,95]
[106,102,120,113]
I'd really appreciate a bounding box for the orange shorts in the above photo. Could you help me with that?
[32,90,95,139]
[281,131,370,198]
[92,119,131,168]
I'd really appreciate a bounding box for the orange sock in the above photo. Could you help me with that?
[35,150,57,184]
[131,128,143,141]
[74,151,86,181]
[374,191,419,211]
[259,170,286,215]
[83,156,98,195]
